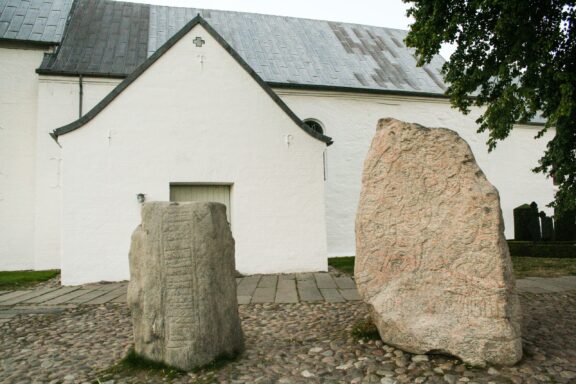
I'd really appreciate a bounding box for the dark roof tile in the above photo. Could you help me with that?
[39,0,149,76]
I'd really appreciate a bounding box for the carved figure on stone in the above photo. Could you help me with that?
[355,118,522,366]
[128,202,244,371]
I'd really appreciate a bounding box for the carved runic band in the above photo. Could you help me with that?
[193,36,205,47]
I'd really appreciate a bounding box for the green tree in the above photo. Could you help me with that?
[404,0,575,214]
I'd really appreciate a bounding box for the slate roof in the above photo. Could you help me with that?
[39,0,149,76]
[34,0,447,96]
[0,0,73,44]
[148,6,447,95]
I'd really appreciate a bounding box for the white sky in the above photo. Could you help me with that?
[119,0,455,60]
[125,0,412,28]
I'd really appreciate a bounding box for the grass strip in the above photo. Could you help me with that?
[0,270,59,290]
[328,256,576,279]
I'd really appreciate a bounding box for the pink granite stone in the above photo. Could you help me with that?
[355,118,522,366]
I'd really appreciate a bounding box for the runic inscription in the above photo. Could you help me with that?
[355,118,522,366]
[127,202,244,371]
[162,214,195,350]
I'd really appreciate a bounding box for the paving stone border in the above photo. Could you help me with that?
[0,272,360,316]
[1,273,575,325]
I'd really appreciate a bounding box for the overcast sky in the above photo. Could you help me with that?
[119,0,454,59]
[125,0,412,28]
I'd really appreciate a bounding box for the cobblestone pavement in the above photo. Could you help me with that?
[0,274,575,383]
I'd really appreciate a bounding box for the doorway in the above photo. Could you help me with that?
[169,184,232,224]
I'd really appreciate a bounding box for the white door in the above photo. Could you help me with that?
[169,184,231,223]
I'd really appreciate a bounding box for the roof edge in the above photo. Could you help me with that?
[35,69,127,78]
[0,37,59,47]
[269,82,449,99]
[52,15,333,145]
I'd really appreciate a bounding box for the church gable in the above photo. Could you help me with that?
[55,15,331,284]
[52,16,332,146]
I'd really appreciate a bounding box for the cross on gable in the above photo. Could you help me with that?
[193,36,205,47]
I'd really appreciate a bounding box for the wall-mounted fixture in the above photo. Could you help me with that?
[136,193,146,203]
[193,36,205,47]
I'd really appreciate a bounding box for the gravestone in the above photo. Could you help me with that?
[539,211,554,241]
[528,202,542,241]
[356,118,522,366]
[555,209,576,241]
[514,202,541,241]
[127,202,244,371]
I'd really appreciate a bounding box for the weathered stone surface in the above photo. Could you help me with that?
[127,202,244,371]
[355,118,522,366]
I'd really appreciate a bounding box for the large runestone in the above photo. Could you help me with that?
[355,118,522,366]
[128,202,244,371]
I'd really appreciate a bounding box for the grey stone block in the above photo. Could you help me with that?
[42,289,94,305]
[237,295,251,305]
[251,287,276,303]
[297,279,323,302]
[275,279,298,303]
[0,287,61,305]
[295,273,314,281]
[0,290,32,304]
[339,289,361,301]
[258,275,278,288]
[84,286,127,304]
[22,287,80,304]
[128,202,244,371]
[237,276,261,296]
[333,276,356,289]
[314,273,337,289]
[320,288,345,303]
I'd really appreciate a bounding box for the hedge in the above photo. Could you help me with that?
[507,240,576,259]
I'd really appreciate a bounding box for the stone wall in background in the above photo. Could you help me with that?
[127,202,244,371]
[355,118,522,366]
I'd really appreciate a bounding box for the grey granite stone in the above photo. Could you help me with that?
[127,202,244,371]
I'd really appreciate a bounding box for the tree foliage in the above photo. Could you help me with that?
[404,0,576,214]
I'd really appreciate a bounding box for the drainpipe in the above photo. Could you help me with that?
[79,74,83,118]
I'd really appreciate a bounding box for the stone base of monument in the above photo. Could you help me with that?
[127,202,244,371]
[355,118,522,367]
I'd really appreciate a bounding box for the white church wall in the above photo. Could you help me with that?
[277,89,556,257]
[34,76,120,270]
[0,45,45,270]
[57,24,328,285]
[24,41,556,277]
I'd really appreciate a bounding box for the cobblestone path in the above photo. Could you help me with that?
[1,273,575,383]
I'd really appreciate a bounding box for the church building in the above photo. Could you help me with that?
[0,0,555,284]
